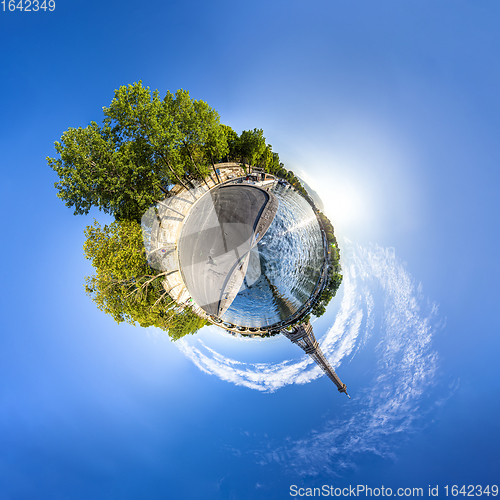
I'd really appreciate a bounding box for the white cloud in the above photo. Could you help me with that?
[254,242,443,475]
[176,240,445,473]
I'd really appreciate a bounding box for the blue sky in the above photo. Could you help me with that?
[1,1,500,498]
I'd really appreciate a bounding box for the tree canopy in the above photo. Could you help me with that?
[84,219,206,340]
[49,82,231,221]
[237,128,267,166]
[311,212,342,318]
[48,81,301,219]
[50,81,341,336]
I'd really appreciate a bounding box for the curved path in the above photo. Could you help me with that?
[178,184,278,317]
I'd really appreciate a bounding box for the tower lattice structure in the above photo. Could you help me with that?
[282,322,350,398]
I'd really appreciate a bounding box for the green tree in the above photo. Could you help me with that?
[222,125,239,160]
[47,121,171,221]
[50,81,338,336]
[102,82,190,192]
[166,89,226,187]
[267,151,282,174]
[197,102,229,183]
[238,128,267,166]
[49,82,230,220]
[257,144,273,170]
[83,218,205,340]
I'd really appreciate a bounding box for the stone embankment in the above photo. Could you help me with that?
[143,163,333,337]
[143,163,246,320]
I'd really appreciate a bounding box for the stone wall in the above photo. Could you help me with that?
[142,163,246,320]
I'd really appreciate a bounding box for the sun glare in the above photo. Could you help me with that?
[299,170,373,235]
[324,180,368,228]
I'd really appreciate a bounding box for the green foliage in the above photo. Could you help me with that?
[316,211,341,273]
[168,311,207,341]
[47,121,167,221]
[50,81,343,338]
[258,144,273,171]
[309,211,342,318]
[276,167,308,196]
[267,152,282,174]
[166,89,220,183]
[83,218,206,340]
[222,125,239,160]
[311,272,343,318]
[237,128,267,166]
[259,330,281,338]
[297,314,311,325]
[204,117,229,167]
[49,82,230,219]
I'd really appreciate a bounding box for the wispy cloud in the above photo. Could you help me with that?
[177,240,446,473]
[255,242,444,475]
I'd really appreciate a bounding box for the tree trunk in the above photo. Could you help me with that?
[186,145,210,189]
[158,152,190,191]
[210,153,222,184]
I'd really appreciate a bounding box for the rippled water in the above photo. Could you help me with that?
[220,184,324,327]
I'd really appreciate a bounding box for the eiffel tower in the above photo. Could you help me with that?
[282,322,350,398]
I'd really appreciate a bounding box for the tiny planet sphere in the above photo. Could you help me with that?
[178,181,325,330]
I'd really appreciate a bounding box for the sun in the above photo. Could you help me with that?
[298,169,373,234]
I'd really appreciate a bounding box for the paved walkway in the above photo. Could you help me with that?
[177,184,277,317]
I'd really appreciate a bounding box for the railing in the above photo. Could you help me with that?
[209,189,332,335]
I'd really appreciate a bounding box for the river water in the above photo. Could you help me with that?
[220,183,324,328]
